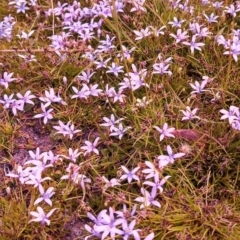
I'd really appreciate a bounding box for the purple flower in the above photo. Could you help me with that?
[157,145,185,164]
[142,161,159,180]
[33,103,53,124]
[106,62,124,77]
[29,207,57,226]
[180,106,200,121]
[135,187,161,209]
[100,114,124,132]
[109,123,131,139]
[182,35,205,54]
[121,220,141,240]
[189,80,209,94]
[168,17,185,28]
[16,90,36,105]
[81,137,100,156]
[153,123,175,141]
[93,207,124,239]
[0,72,15,89]
[220,106,239,124]
[143,175,171,193]
[170,29,189,43]
[133,28,151,40]
[120,166,140,183]
[34,185,55,206]
[5,165,29,184]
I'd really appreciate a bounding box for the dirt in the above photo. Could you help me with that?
[12,120,57,164]
[62,219,87,240]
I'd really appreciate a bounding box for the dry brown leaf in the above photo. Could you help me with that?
[172,129,203,141]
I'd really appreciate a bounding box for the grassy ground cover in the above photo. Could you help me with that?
[0,0,240,239]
